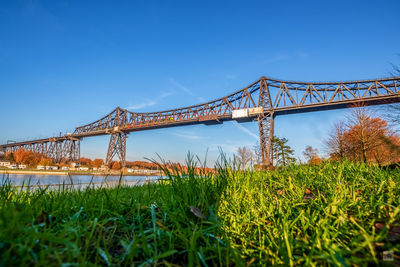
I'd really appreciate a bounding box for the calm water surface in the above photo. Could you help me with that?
[1,174,162,189]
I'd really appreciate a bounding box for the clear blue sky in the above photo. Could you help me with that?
[1,0,399,165]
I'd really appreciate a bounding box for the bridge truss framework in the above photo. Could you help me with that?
[1,76,400,167]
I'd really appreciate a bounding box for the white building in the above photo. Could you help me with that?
[61,166,70,171]
[18,164,27,169]
[37,165,46,170]
[45,166,58,171]
[8,164,18,169]
[0,161,11,167]
[78,167,89,171]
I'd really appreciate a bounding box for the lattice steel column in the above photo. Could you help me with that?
[66,139,80,162]
[258,113,274,166]
[258,76,274,167]
[105,132,127,168]
[44,138,80,163]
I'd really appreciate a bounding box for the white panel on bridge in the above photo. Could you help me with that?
[232,109,249,118]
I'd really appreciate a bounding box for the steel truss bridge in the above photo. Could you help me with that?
[1,76,400,167]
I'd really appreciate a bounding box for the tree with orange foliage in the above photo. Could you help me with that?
[344,115,400,164]
[5,152,15,162]
[346,108,382,162]
[9,148,52,167]
[126,161,159,170]
[80,157,92,167]
[21,150,39,167]
[38,157,52,166]
[93,159,104,168]
[326,107,400,165]
[14,148,25,164]
[111,161,121,170]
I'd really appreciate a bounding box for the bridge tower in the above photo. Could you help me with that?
[105,132,127,168]
[47,138,81,163]
[257,77,274,167]
[105,107,127,168]
[60,138,80,163]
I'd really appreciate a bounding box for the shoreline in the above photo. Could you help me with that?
[0,169,162,176]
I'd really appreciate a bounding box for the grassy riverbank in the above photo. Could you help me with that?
[0,160,399,265]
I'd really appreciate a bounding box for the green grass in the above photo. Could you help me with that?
[0,159,399,266]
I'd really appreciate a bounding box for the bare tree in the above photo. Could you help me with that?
[325,121,348,160]
[253,143,262,165]
[236,146,254,170]
[303,145,319,163]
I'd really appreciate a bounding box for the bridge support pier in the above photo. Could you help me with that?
[258,112,274,167]
[106,132,127,168]
[64,139,80,163]
[47,138,80,163]
[257,76,275,168]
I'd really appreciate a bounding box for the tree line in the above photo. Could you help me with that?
[2,149,53,167]
[0,151,196,172]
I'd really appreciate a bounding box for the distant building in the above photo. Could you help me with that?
[9,164,18,169]
[37,165,46,170]
[45,166,58,171]
[61,166,70,171]
[78,167,89,171]
[0,161,11,167]
[18,164,27,169]
[71,162,79,168]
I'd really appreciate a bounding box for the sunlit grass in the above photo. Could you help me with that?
[0,159,399,265]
